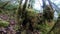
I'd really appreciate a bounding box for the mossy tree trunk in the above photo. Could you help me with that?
[16,0,28,34]
[43,0,54,22]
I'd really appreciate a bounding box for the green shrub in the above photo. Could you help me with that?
[0,20,9,27]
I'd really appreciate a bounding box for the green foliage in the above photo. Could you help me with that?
[26,8,36,17]
[34,20,55,34]
[0,10,2,13]
[14,25,20,31]
[0,19,9,27]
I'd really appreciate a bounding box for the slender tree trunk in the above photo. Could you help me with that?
[42,0,46,8]
[15,0,23,34]
[47,0,53,10]
[16,0,28,34]
[16,0,23,25]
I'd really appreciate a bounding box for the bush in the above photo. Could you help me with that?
[0,20,9,27]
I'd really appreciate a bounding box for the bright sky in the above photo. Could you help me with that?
[33,0,60,19]
[33,0,60,10]
[33,0,43,10]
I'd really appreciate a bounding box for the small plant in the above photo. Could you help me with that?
[0,20,9,27]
